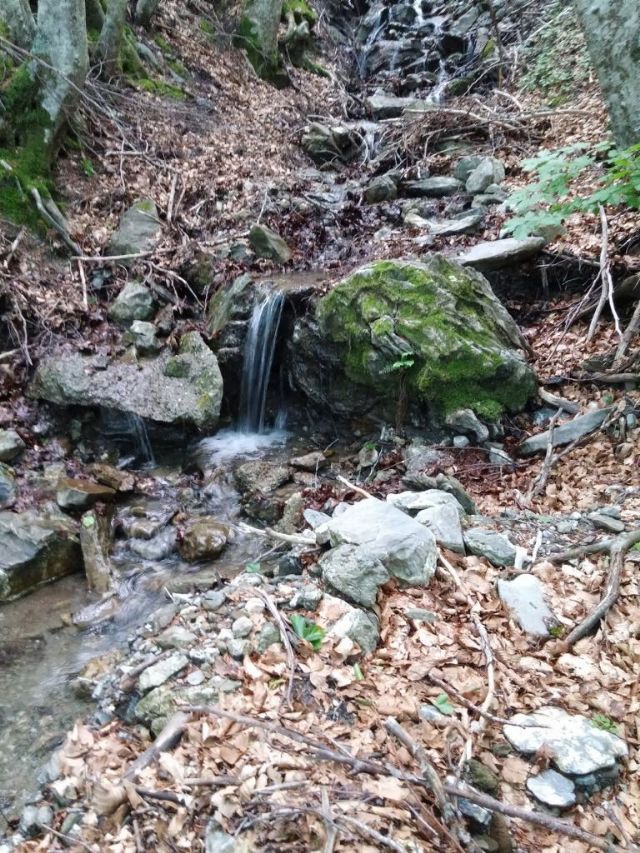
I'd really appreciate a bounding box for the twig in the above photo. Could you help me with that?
[30,188,83,255]
[335,814,405,852]
[553,528,640,652]
[253,588,297,708]
[538,388,579,414]
[527,411,560,500]
[124,712,189,781]
[587,207,621,341]
[183,775,237,787]
[336,474,373,499]
[321,787,338,853]
[613,296,640,368]
[237,521,316,547]
[42,826,94,852]
[76,258,89,311]
[166,173,178,225]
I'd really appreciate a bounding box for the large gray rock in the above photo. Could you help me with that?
[387,489,465,519]
[302,122,359,165]
[504,706,628,776]
[178,517,229,562]
[107,198,161,262]
[518,408,612,457]
[403,176,463,198]
[320,543,389,607]
[56,478,116,512]
[31,332,223,430]
[497,574,557,637]
[465,528,516,566]
[365,92,425,119]
[364,175,398,204]
[465,157,505,194]
[0,510,81,601]
[249,224,291,263]
[527,769,576,809]
[108,282,156,326]
[457,237,545,271]
[415,503,465,554]
[325,498,437,586]
[0,429,25,462]
[234,461,292,494]
[289,256,537,425]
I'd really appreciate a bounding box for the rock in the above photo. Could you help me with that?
[466,759,500,795]
[589,512,625,533]
[0,510,80,601]
[290,257,537,425]
[107,199,161,263]
[304,508,331,529]
[497,574,557,637]
[488,444,513,467]
[402,176,463,197]
[419,211,484,237]
[88,463,135,492]
[457,237,545,272]
[31,332,223,430]
[19,804,54,838]
[277,492,305,534]
[56,478,116,511]
[238,0,287,82]
[445,408,490,442]
[290,450,328,471]
[138,653,188,692]
[232,616,253,638]
[205,821,236,853]
[465,528,516,566]
[518,408,612,457]
[405,607,437,623]
[454,155,483,183]
[235,461,292,494]
[325,498,437,586]
[202,589,227,611]
[249,224,291,263]
[453,435,470,449]
[258,622,282,652]
[129,527,177,561]
[289,583,323,610]
[387,490,465,518]
[179,517,229,562]
[301,122,359,164]
[227,638,251,659]
[364,175,398,203]
[435,474,477,515]
[80,510,113,595]
[415,503,465,553]
[0,429,25,462]
[365,92,425,119]
[157,626,197,649]
[108,281,157,326]
[135,677,241,726]
[0,463,16,508]
[504,706,628,776]
[124,320,160,354]
[330,606,380,654]
[465,157,505,194]
[527,769,576,808]
[320,543,389,607]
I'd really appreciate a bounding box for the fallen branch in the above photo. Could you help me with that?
[613,297,640,368]
[237,521,316,547]
[124,711,189,781]
[336,474,373,499]
[254,587,297,708]
[526,411,560,500]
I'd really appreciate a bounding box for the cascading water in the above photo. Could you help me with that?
[237,287,285,433]
[125,412,155,466]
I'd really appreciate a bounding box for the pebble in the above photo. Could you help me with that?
[245,597,265,614]
[258,623,281,652]
[157,626,197,649]
[453,435,470,449]
[527,769,576,808]
[232,616,254,638]
[186,669,205,686]
[288,584,323,611]
[227,639,251,660]
[202,590,227,612]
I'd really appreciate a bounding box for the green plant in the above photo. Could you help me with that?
[430,693,455,716]
[81,157,95,177]
[289,615,325,651]
[591,713,618,734]
[245,561,262,573]
[381,350,415,432]
[504,143,640,240]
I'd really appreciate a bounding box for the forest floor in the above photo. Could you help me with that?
[4,1,640,852]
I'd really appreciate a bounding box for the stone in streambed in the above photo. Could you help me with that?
[320,543,389,607]
[138,653,188,692]
[56,478,116,511]
[527,769,576,809]
[235,460,292,494]
[402,176,463,198]
[249,224,291,263]
[0,429,25,462]
[364,175,398,203]
[518,408,612,457]
[108,281,157,326]
[157,626,197,650]
[179,517,229,562]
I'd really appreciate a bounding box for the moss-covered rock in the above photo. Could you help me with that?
[290,256,537,425]
[236,0,289,85]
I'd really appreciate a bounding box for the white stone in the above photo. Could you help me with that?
[139,653,188,692]
[527,769,576,808]
[497,574,556,637]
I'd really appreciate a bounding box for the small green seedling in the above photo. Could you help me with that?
[289,614,325,651]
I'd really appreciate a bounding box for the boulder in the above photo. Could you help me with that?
[108,282,157,326]
[465,157,505,194]
[457,237,545,271]
[237,0,287,83]
[302,122,359,164]
[325,498,437,586]
[320,543,389,607]
[518,408,611,457]
[0,510,81,601]
[235,460,292,494]
[465,528,516,566]
[56,478,116,512]
[107,199,161,263]
[0,429,25,462]
[290,256,537,424]
[364,175,398,204]
[415,503,465,554]
[387,490,465,518]
[31,332,223,430]
[402,176,463,197]
[249,224,291,263]
[179,517,229,562]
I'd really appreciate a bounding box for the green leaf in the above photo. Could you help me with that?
[290,614,326,651]
[82,514,96,528]
[430,692,455,716]
[246,561,262,573]
[353,663,364,681]
[591,713,617,734]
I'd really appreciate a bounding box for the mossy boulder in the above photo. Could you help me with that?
[236,0,289,85]
[290,256,536,425]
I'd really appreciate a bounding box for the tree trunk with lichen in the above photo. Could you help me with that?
[95,0,129,78]
[574,0,640,147]
[0,0,35,50]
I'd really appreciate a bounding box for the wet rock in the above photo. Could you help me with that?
[0,510,81,602]
[129,527,177,561]
[365,92,425,119]
[124,320,160,354]
[465,528,516,566]
[290,450,328,471]
[320,543,389,607]
[457,237,545,272]
[179,517,229,562]
[518,408,612,457]
[139,653,188,692]
[497,574,557,637]
[108,281,157,326]
[415,503,465,554]
[235,461,292,494]
[387,489,465,518]
[588,512,625,534]
[56,478,116,511]
[107,198,161,263]
[301,122,359,164]
[157,626,197,650]
[465,157,505,194]
[527,769,576,808]
[0,429,25,462]
[249,224,291,263]
[504,706,628,776]
[326,498,437,586]
[364,174,398,203]
[0,463,16,508]
[446,408,490,442]
[31,332,223,430]
[403,176,463,197]
[88,463,135,493]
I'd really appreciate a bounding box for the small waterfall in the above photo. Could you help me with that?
[238,287,284,433]
[125,412,155,467]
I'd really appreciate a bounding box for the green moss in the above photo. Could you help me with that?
[283,0,317,24]
[136,77,186,100]
[235,15,288,86]
[154,34,172,52]
[199,18,215,36]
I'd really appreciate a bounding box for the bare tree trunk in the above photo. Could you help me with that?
[573,0,640,147]
[95,0,129,78]
[0,0,35,49]
[135,0,160,28]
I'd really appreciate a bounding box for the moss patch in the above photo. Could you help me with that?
[283,0,317,24]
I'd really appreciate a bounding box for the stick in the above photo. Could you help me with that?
[554,528,640,652]
[548,528,640,563]
[336,474,373,499]
[527,411,560,500]
[237,521,316,547]
[253,588,297,708]
[613,297,640,368]
[30,188,82,256]
[321,787,338,853]
[538,388,579,414]
[124,711,189,781]
[335,814,405,852]
[77,258,89,311]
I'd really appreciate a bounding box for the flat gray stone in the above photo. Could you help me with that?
[365,92,425,119]
[527,769,576,808]
[504,706,628,776]
[108,282,156,326]
[139,653,188,692]
[465,528,516,566]
[326,498,438,586]
[249,224,291,263]
[108,199,161,263]
[497,574,556,637]
[232,616,253,638]
[403,176,463,198]
[426,212,484,236]
[518,408,612,457]
[415,504,465,553]
[386,490,465,518]
[457,237,545,271]
[320,543,389,607]
[465,157,505,194]
[364,175,398,203]
[157,626,197,650]
[589,512,625,534]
